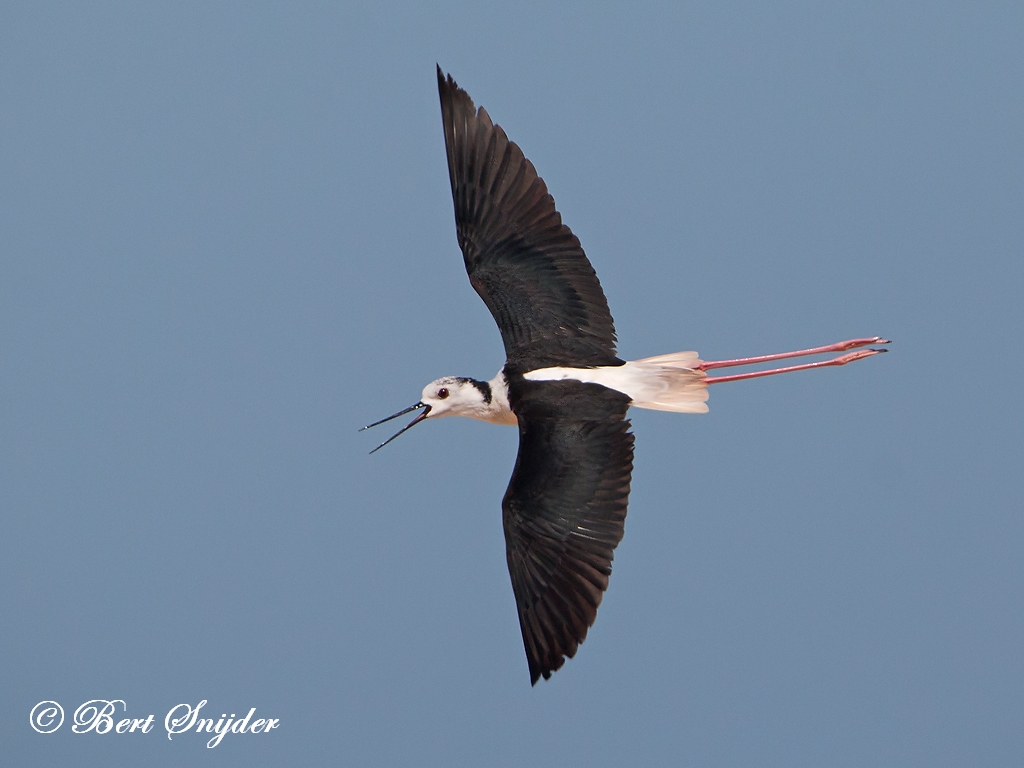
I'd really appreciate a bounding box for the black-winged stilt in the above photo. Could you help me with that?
[363,67,888,685]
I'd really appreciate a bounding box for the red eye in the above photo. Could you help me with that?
[437,387,449,399]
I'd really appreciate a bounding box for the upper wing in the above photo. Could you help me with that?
[437,67,620,371]
[502,378,634,684]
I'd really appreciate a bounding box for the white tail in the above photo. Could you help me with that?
[617,351,709,413]
[523,351,709,414]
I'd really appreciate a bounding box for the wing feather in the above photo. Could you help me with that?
[438,67,620,370]
[502,379,633,683]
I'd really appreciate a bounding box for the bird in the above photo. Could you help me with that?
[362,66,888,685]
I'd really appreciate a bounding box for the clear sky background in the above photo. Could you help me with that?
[2,2,1022,766]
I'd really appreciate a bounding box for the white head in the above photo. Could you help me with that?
[419,376,493,420]
[361,375,503,453]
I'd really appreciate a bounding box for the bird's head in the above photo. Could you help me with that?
[419,376,491,418]
[360,376,492,453]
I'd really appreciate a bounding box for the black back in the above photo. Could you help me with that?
[437,67,621,371]
[503,378,634,684]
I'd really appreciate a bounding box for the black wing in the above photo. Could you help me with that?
[437,67,620,371]
[503,378,634,684]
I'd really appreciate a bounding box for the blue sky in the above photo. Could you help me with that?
[2,2,1022,765]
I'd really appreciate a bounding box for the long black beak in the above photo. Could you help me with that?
[360,402,432,454]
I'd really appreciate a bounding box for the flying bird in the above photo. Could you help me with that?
[363,67,888,685]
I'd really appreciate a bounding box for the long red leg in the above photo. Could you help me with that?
[698,337,889,372]
[705,348,886,384]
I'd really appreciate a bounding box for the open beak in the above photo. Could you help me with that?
[360,402,432,454]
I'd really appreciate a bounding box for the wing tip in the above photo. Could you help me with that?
[436,63,454,90]
[436,65,469,108]
[528,656,562,686]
